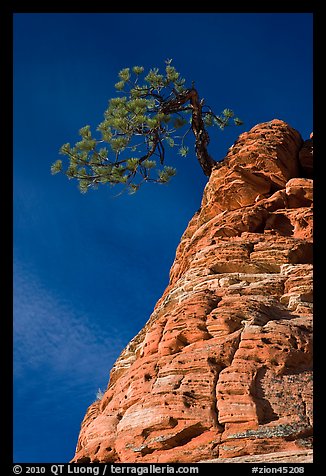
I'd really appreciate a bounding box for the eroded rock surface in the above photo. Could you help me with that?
[72,120,313,463]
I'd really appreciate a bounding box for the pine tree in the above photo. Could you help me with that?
[52,60,243,194]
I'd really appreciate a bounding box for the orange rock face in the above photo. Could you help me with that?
[72,120,313,463]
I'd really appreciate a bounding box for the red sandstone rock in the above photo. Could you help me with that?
[298,137,313,178]
[71,120,313,464]
[201,449,313,463]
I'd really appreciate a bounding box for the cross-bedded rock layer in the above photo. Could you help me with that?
[72,120,313,463]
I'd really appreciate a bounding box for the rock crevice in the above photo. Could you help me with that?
[72,120,313,463]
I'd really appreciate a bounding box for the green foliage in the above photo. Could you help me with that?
[158,166,177,183]
[222,108,234,118]
[141,159,156,169]
[132,65,144,75]
[145,68,165,89]
[234,117,244,126]
[114,81,125,91]
[51,159,62,175]
[204,108,243,130]
[126,158,139,171]
[178,146,189,157]
[118,68,130,81]
[79,125,92,138]
[165,137,175,147]
[53,59,243,194]
[165,65,180,82]
[204,114,214,127]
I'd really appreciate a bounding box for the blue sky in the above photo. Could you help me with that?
[13,12,313,462]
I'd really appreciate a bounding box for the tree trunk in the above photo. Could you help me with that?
[161,88,217,177]
[188,89,217,177]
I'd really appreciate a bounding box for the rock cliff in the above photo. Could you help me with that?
[72,119,313,464]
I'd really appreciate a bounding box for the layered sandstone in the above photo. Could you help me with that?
[72,119,313,463]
